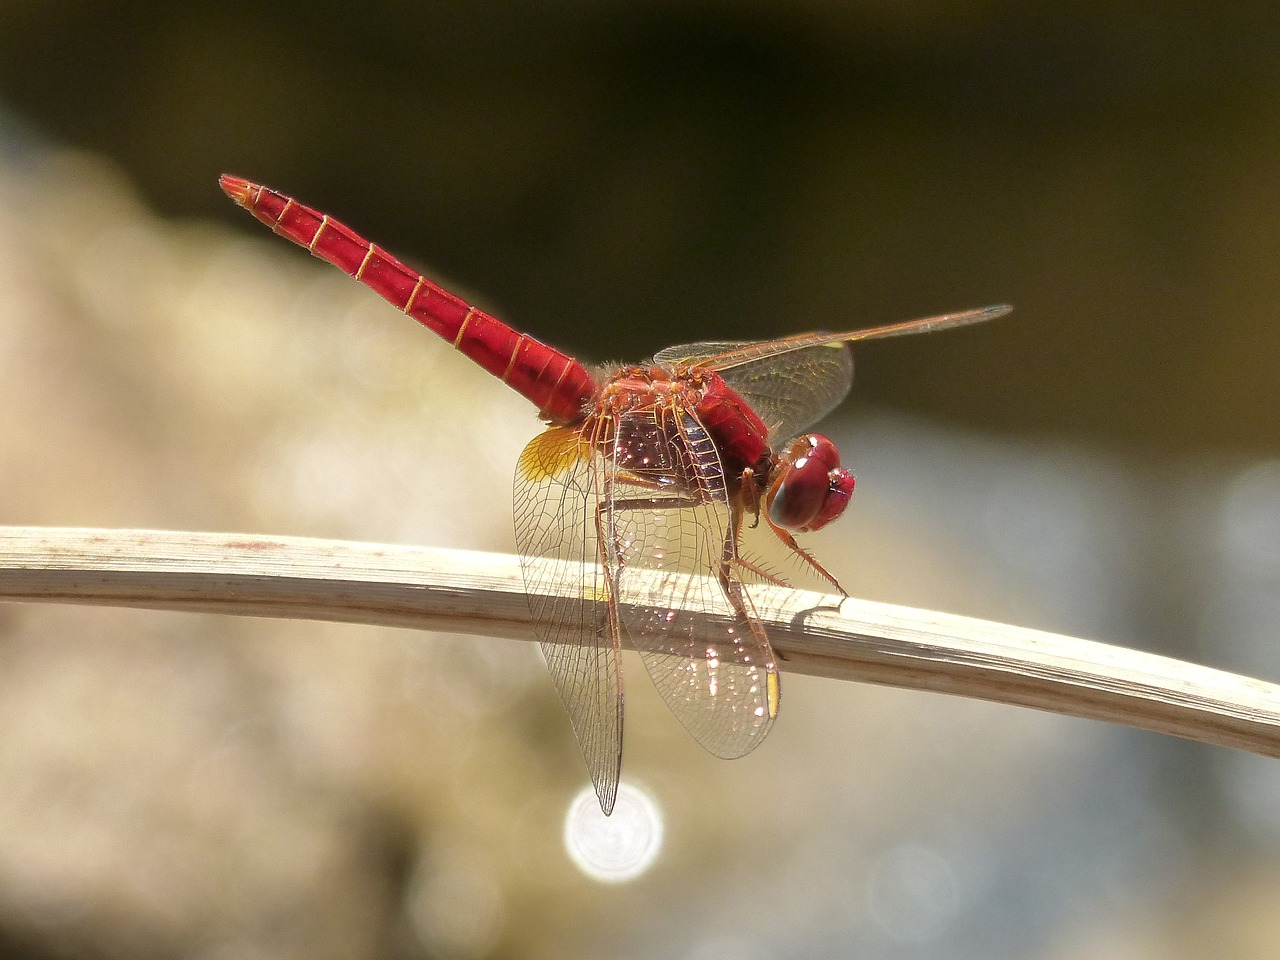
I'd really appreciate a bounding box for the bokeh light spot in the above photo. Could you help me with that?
[563,783,663,883]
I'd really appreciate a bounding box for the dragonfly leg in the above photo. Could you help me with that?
[593,471,628,655]
[712,506,771,645]
[762,514,847,596]
[605,463,708,509]
[610,494,701,512]
[609,491,788,588]
[739,465,765,530]
[730,555,792,588]
[721,466,791,587]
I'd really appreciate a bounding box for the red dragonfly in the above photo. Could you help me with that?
[220,175,1007,814]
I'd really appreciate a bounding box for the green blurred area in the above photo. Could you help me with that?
[1,0,1276,454]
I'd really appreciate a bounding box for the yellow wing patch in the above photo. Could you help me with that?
[517,425,592,482]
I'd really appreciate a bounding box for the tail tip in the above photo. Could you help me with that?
[218,174,255,207]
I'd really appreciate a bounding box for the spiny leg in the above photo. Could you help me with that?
[763,513,846,595]
[611,492,791,590]
[593,470,627,655]
[730,554,793,588]
[714,505,771,645]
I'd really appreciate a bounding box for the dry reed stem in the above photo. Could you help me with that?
[1,526,1277,759]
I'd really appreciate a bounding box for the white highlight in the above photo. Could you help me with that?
[563,783,664,883]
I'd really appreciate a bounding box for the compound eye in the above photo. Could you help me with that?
[767,435,853,532]
[806,468,854,531]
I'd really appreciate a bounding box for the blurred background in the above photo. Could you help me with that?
[0,1,1279,957]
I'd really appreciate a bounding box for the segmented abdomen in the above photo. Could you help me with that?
[220,176,598,425]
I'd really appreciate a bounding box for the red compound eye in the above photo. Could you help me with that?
[767,435,855,532]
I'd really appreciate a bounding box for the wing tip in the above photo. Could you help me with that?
[596,782,618,816]
[977,303,1014,321]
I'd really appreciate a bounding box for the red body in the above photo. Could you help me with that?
[221,175,779,500]
[219,173,1005,817]
[690,371,772,477]
[221,177,598,426]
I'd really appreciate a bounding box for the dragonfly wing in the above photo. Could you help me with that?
[653,306,1008,441]
[608,405,780,759]
[513,425,623,815]
[653,341,755,370]
[714,342,853,442]
[656,338,853,442]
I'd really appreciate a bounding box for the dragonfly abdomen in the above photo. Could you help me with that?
[219,176,598,425]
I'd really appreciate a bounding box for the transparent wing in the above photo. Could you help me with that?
[606,404,780,759]
[653,305,1008,440]
[656,339,852,442]
[513,425,623,815]
[653,341,754,368]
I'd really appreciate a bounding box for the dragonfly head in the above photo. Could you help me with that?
[766,434,855,533]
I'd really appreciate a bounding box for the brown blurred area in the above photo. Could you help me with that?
[2,1,1279,455]
[0,3,1279,959]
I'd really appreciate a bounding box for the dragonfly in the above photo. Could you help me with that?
[219,175,1008,814]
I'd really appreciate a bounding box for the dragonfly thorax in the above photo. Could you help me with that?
[597,365,678,404]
